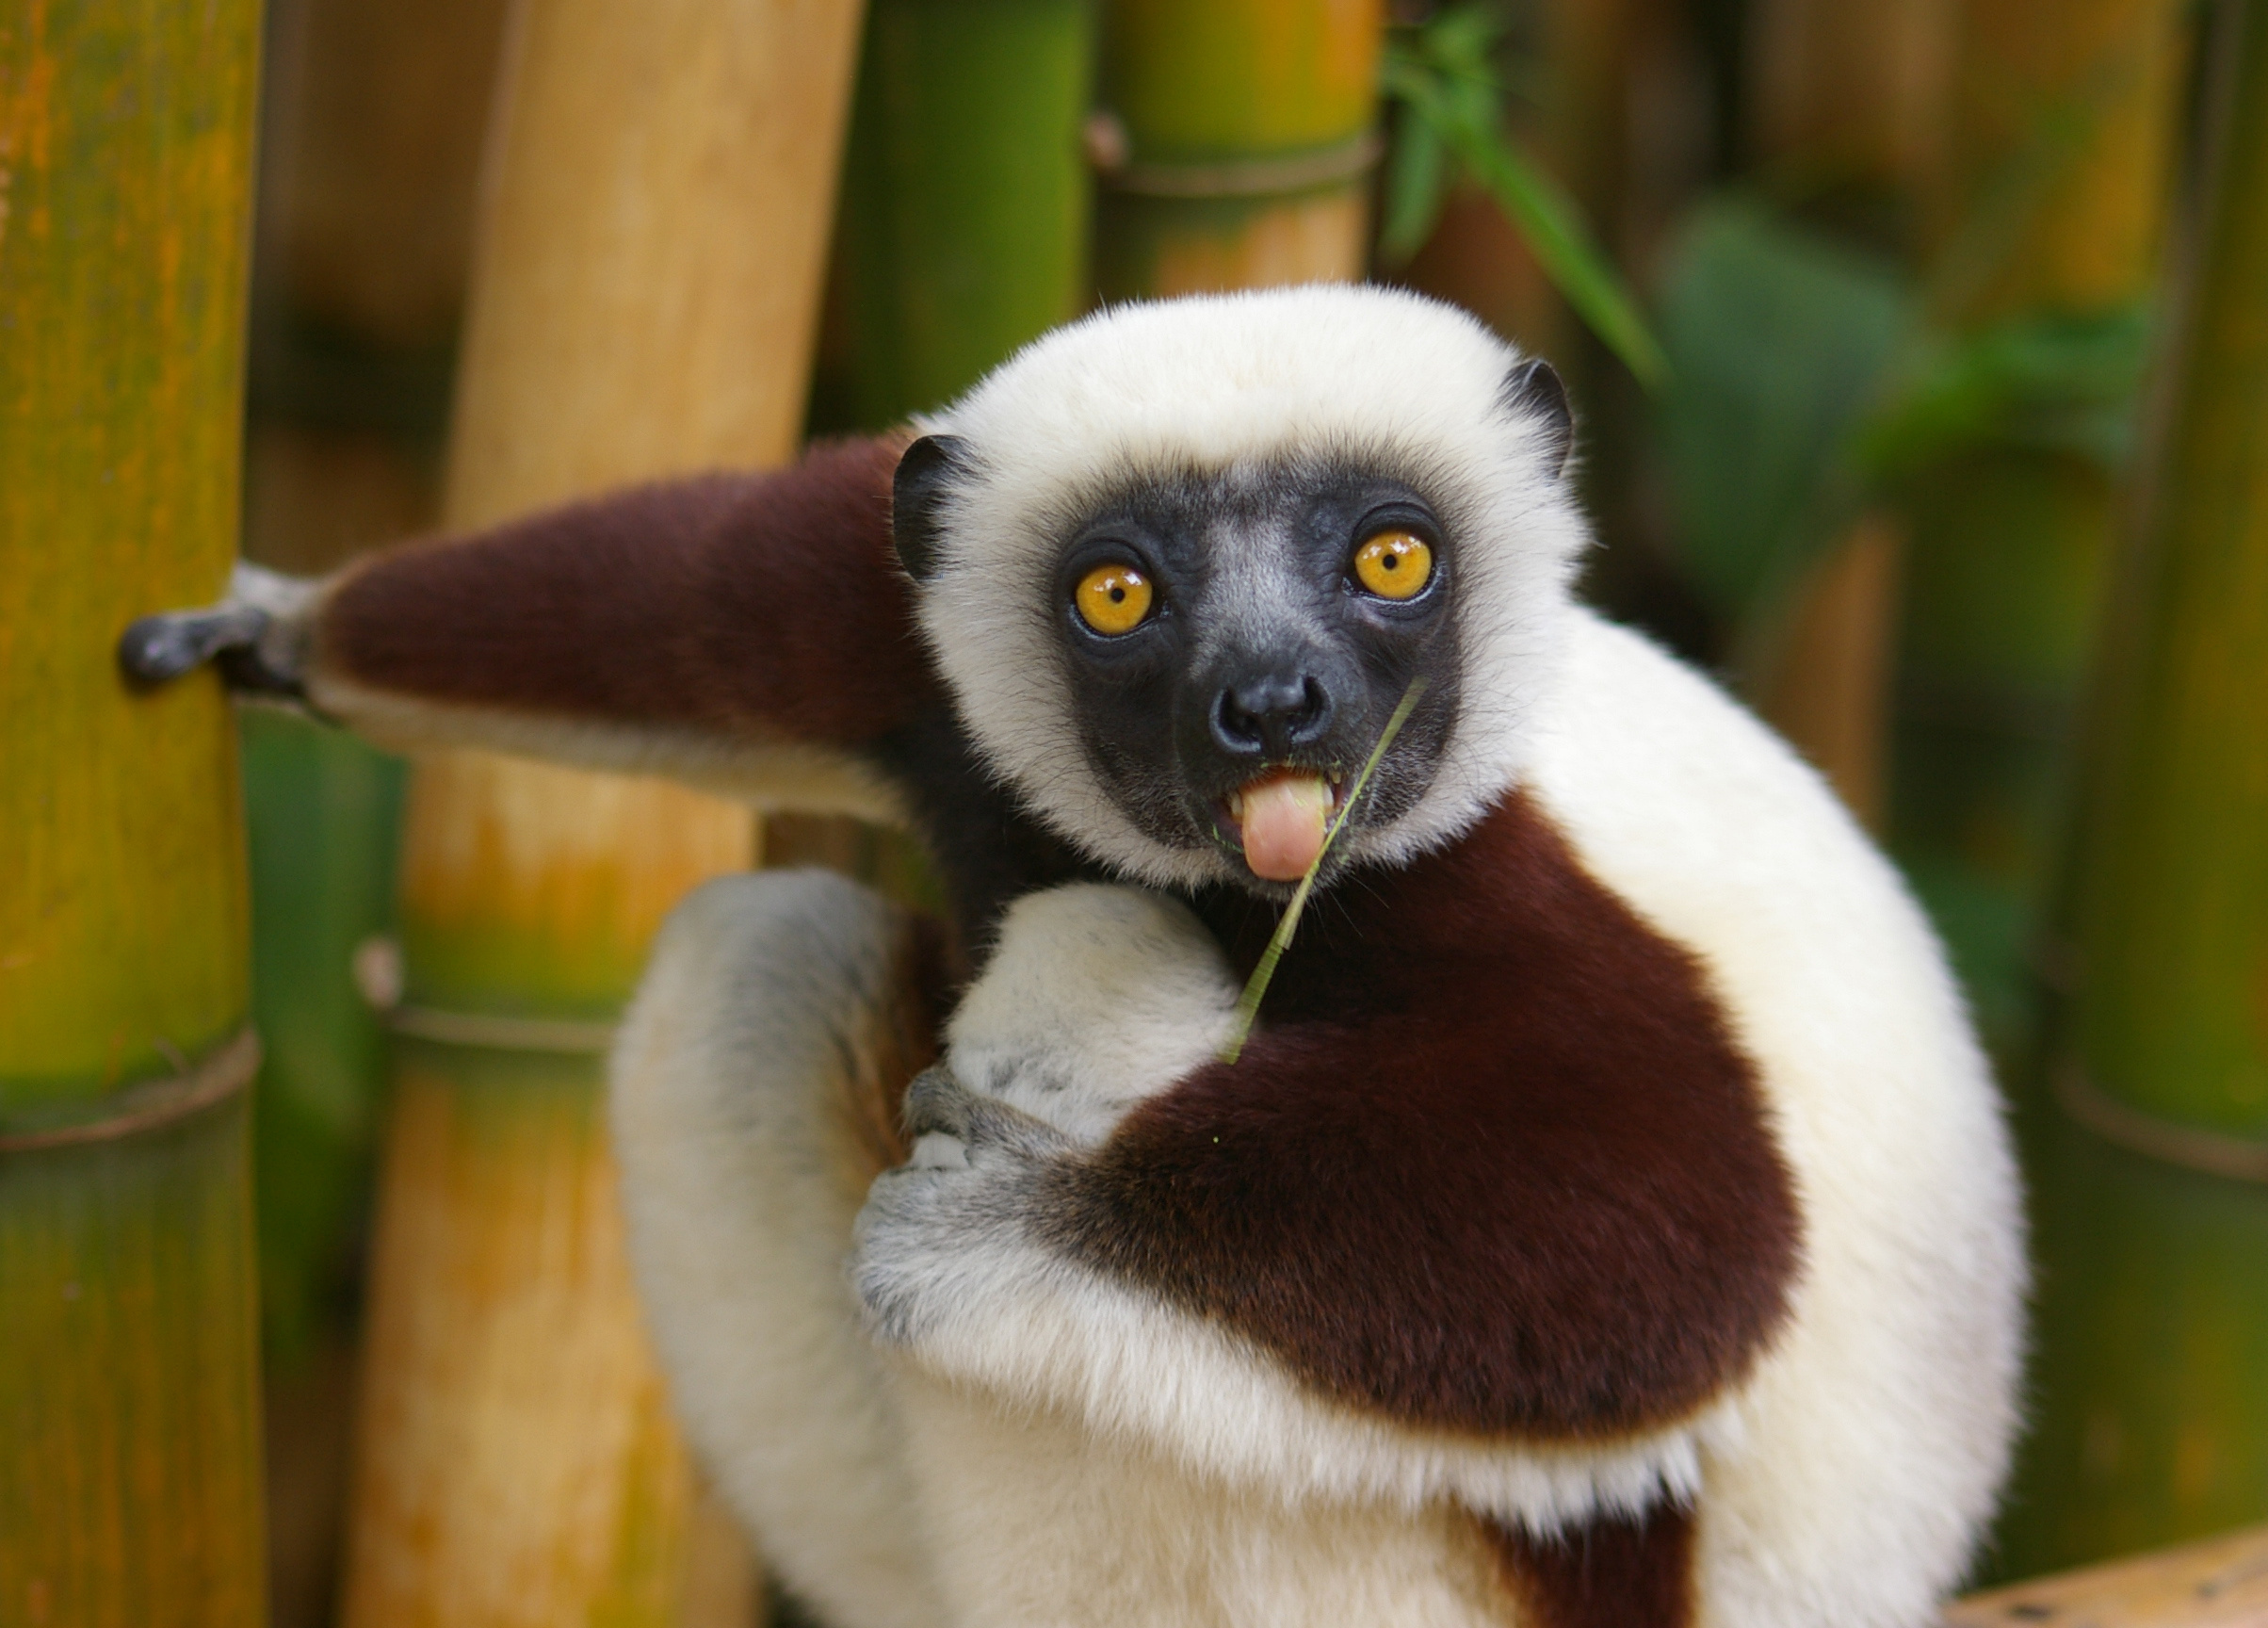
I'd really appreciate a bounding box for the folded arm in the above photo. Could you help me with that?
[849,854,1802,1535]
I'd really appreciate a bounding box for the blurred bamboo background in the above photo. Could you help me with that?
[8,0,2268,1620]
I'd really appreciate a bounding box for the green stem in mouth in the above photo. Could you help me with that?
[1217,676,1429,1065]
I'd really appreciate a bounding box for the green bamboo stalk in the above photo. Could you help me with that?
[1995,0,2268,1573]
[241,710,404,1365]
[1888,0,2188,1054]
[239,7,510,1613]
[798,0,1095,905]
[1092,0,1385,299]
[0,0,268,1621]
[810,0,1095,431]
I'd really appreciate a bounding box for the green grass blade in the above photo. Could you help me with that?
[1218,678,1429,1065]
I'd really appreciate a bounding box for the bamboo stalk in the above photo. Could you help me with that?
[1747,0,1954,229]
[1888,0,2188,1052]
[246,3,517,1623]
[1736,0,1951,826]
[1092,0,1385,298]
[240,4,511,1618]
[1751,513,1905,826]
[813,0,1095,431]
[796,0,1094,904]
[0,0,267,1621]
[336,0,865,1622]
[1995,0,2268,1573]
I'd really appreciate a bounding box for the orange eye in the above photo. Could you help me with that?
[1352,530,1434,599]
[1075,562,1155,635]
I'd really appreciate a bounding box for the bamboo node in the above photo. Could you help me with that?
[0,1028,261,1152]
[1093,128,1384,199]
[2055,1062,2268,1183]
[353,945,621,1054]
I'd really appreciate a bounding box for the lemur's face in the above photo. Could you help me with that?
[894,286,1584,896]
[1044,461,1460,891]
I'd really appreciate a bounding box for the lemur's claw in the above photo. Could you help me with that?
[119,562,318,694]
[118,603,268,687]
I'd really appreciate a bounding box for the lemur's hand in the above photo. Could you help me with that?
[942,883,1239,1144]
[118,562,318,696]
[851,1065,1071,1349]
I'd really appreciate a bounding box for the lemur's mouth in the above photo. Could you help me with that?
[1216,768,1347,882]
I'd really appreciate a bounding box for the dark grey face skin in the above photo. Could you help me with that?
[883,455,1453,905]
[1042,459,1464,896]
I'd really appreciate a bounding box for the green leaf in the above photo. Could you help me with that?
[1379,109,1450,263]
[1860,304,2154,480]
[1456,129,1667,386]
[1653,196,1912,617]
[1377,2,1665,387]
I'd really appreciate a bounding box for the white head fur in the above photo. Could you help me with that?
[913,284,1592,889]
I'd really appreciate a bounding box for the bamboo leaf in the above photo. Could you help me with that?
[1860,304,2154,480]
[1219,678,1428,1066]
[1379,112,1450,263]
[1378,2,1665,387]
[1456,130,1667,386]
[1654,197,1910,616]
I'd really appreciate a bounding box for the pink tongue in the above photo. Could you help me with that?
[1240,774,1332,881]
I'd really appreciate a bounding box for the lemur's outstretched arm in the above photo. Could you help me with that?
[122,436,934,816]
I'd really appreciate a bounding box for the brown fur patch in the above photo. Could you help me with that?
[1487,1504,1696,1628]
[317,435,936,744]
[1049,791,1802,1439]
[840,911,960,1182]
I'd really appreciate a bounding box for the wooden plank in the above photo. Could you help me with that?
[1950,1524,2268,1626]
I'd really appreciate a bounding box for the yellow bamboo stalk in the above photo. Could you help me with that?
[1092,0,1385,297]
[0,0,267,1622]
[1748,0,1954,210]
[336,0,866,1622]
[1752,513,1906,825]
[2000,0,2268,1572]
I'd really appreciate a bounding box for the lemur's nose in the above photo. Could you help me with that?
[1213,673,1333,758]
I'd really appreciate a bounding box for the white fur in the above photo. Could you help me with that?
[309,673,908,822]
[610,872,941,1628]
[943,884,1240,1144]
[915,285,1587,889]
[601,288,2020,1627]
[1521,614,2025,1628]
[613,616,2022,1626]
[856,882,1732,1535]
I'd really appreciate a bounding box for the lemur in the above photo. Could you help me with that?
[130,285,2024,1628]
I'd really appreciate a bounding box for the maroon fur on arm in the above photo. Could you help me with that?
[1489,1505,1696,1628]
[1049,792,1803,1440]
[316,435,938,744]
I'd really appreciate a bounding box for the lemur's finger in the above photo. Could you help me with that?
[901,1066,975,1142]
[118,602,269,687]
[119,562,318,693]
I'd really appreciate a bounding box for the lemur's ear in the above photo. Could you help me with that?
[1498,359,1572,478]
[893,434,972,582]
